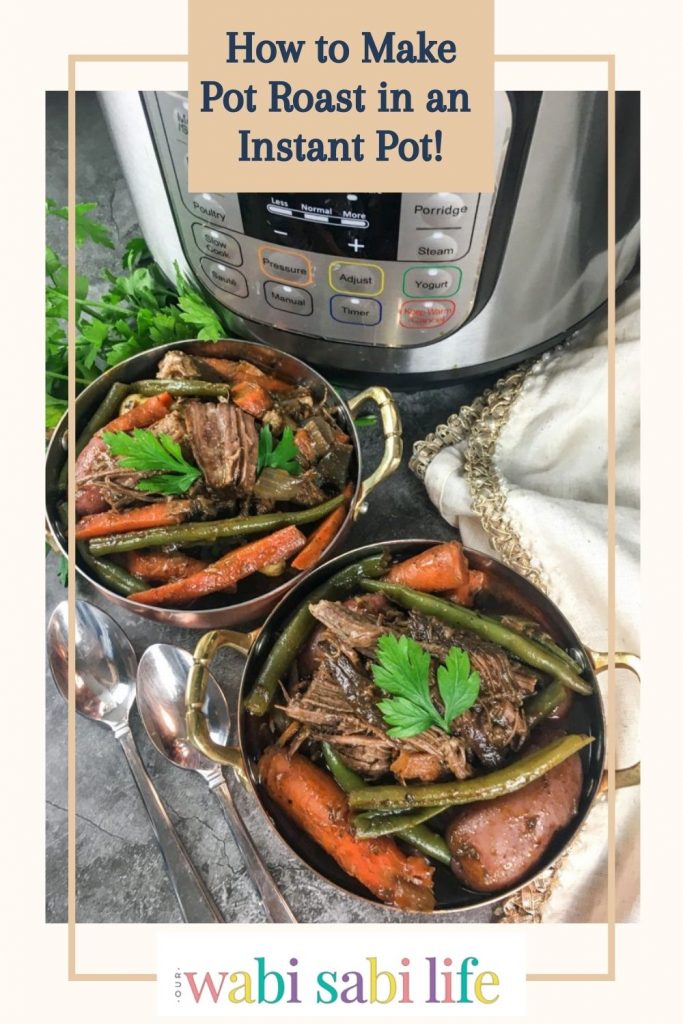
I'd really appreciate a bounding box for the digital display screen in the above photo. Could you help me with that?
[238,193,402,259]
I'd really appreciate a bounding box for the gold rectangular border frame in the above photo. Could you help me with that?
[65,52,618,985]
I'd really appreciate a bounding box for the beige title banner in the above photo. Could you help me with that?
[188,0,494,191]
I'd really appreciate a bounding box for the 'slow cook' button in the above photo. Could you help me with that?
[264,281,313,316]
[258,246,312,285]
[200,258,248,298]
[415,231,459,261]
[403,265,461,298]
[400,299,456,329]
[330,295,382,327]
[192,223,243,266]
[329,261,384,296]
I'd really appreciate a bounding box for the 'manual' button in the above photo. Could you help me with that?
[200,258,248,298]
[330,295,382,327]
[329,261,384,296]
[264,282,313,316]
[258,246,312,285]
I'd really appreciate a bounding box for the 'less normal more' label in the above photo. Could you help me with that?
[188,0,495,192]
[157,926,526,1016]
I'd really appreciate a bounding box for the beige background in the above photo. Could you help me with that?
[188,0,494,191]
[3,0,681,1020]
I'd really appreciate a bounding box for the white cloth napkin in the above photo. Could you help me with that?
[421,290,641,922]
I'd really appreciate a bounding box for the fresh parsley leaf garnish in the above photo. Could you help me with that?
[257,424,301,476]
[102,428,202,496]
[371,633,480,739]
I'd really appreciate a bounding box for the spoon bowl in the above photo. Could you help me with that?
[47,600,136,725]
[137,645,229,777]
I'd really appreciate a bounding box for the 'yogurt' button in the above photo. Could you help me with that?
[192,223,243,266]
[258,246,312,285]
[403,265,461,298]
[190,193,228,225]
[400,299,456,329]
[264,281,313,316]
[329,261,384,296]
[415,231,459,261]
[330,295,382,327]
[413,194,468,226]
[200,258,248,298]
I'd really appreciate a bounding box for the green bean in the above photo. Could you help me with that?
[243,553,390,717]
[58,382,131,488]
[134,379,232,399]
[352,806,443,838]
[55,503,145,597]
[348,734,593,813]
[361,580,592,695]
[322,743,451,865]
[499,615,583,672]
[525,679,568,728]
[88,494,346,557]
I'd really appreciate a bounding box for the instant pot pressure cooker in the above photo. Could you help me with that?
[100,91,640,384]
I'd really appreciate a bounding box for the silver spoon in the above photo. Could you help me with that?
[46,600,223,923]
[137,643,296,923]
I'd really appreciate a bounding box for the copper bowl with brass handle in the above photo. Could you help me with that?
[183,539,640,915]
[45,338,402,628]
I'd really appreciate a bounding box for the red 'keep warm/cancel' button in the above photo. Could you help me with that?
[399,299,456,329]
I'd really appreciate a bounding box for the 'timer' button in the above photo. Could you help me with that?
[258,246,312,286]
[200,258,248,298]
[330,295,382,327]
[264,281,313,316]
[329,261,384,296]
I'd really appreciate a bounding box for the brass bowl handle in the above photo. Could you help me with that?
[588,648,641,789]
[185,628,259,778]
[347,386,403,520]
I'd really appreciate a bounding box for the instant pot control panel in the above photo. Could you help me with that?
[142,91,513,349]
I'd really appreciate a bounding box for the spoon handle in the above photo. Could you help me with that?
[116,728,223,923]
[212,780,297,923]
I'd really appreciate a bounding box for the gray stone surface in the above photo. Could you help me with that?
[45,91,501,924]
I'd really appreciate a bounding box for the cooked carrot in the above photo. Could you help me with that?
[75,499,194,540]
[293,427,316,465]
[334,429,351,444]
[201,358,294,393]
[130,524,306,606]
[291,483,352,571]
[99,391,173,434]
[258,747,435,912]
[385,541,471,593]
[442,570,487,607]
[121,550,208,583]
[231,380,273,418]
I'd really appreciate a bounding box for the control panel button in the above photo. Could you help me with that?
[264,281,313,316]
[174,103,189,142]
[258,246,312,286]
[402,265,462,298]
[400,299,456,329]
[200,258,248,298]
[189,193,229,227]
[414,231,459,262]
[330,295,382,327]
[329,261,384,296]
[192,223,243,266]
[412,194,469,226]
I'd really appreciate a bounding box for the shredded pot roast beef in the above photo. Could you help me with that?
[184,400,258,495]
[283,595,539,783]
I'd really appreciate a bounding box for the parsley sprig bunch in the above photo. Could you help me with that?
[45,199,225,430]
[101,429,202,496]
[372,634,480,739]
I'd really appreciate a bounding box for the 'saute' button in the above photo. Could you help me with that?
[200,258,248,298]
